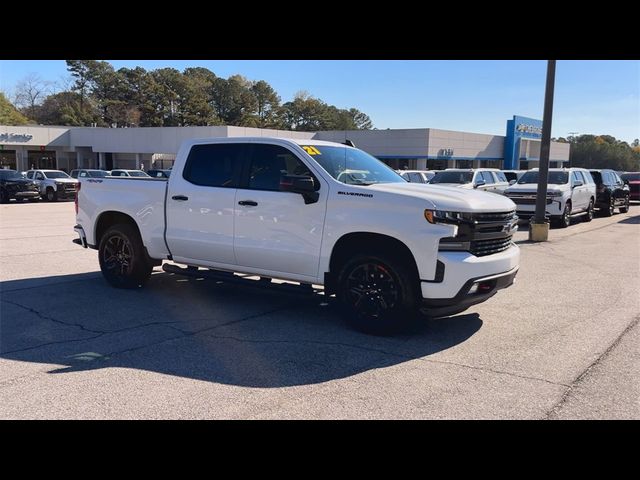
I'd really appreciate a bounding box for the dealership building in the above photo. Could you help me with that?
[0,115,569,172]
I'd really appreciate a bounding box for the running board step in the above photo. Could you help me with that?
[162,263,322,296]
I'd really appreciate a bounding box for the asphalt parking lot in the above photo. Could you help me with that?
[1,200,638,419]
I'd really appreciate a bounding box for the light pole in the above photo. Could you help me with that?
[529,60,557,242]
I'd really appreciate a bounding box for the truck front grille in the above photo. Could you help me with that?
[470,237,513,256]
[439,210,516,257]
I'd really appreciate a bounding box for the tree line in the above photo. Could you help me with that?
[6,60,373,131]
[554,135,640,172]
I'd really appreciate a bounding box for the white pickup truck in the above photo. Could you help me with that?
[74,137,520,334]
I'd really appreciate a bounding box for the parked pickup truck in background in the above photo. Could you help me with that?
[74,137,520,334]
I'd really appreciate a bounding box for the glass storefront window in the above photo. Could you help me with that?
[0,150,17,170]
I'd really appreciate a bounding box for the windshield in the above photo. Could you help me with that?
[43,171,70,179]
[0,169,24,180]
[621,173,640,181]
[302,145,404,185]
[88,170,108,178]
[518,171,568,185]
[128,171,149,177]
[430,171,473,184]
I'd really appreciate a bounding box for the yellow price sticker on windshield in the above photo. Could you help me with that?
[302,146,322,155]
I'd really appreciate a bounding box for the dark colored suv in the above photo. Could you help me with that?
[589,169,630,216]
[620,172,640,201]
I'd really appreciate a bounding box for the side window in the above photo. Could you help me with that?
[183,144,243,188]
[494,171,508,183]
[480,171,494,184]
[571,171,582,185]
[26,171,34,179]
[247,144,313,191]
[401,172,410,181]
[410,172,423,183]
[79,171,88,177]
[582,171,594,184]
[613,172,622,184]
[605,171,615,185]
[35,172,45,180]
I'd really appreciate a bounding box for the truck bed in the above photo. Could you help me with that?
[76,177,169,258]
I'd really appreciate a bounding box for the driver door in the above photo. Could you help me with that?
[233,142,327,280]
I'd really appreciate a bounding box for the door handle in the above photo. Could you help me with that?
[172,195,189,201]
[238,200,258,206]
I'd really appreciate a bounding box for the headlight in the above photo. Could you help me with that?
[55,182,63,187]
[424,210,467,225]
[547,190,563,197]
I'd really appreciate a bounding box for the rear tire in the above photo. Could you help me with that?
[584,199,594,222]
[337,253,419,335]
[98,223,153,289]
[619,196,630,213]
[0,189,8,204]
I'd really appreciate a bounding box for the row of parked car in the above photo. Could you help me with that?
[0,168,172,203]
[398,167,639,228]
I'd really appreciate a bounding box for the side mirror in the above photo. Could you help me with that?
[572,180,583,188]
[623,179,629,185]
[280,175,319,204]
[509,179,517,185]
[474,179,486,188]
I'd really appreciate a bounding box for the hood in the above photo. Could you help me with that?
[430,182,473,189]
[505,183,567,195]
[50,178,79,183]
[4,178,36,186]
[366,182,516,213]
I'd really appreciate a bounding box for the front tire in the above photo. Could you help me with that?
[45,187,57,202]
[337,253,419,335]
[0,189,8,204]
[603,195,614,217]
[584,199,594,222]
[98,223,153,289]
[554,202,571,228]
[619,196,630,213]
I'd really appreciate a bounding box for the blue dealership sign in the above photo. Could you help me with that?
[504,115,543,169]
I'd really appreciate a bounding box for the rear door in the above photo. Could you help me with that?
[233,142,327,279]
[165,142,244,266]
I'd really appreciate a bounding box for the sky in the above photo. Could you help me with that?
[0,60,638,142]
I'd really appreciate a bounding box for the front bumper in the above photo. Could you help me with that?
[421,266,519,317]
[420,244,519,315]
[510,198,564,219]
[14,191,40,198]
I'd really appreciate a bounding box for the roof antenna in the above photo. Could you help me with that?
[343,139,356,147]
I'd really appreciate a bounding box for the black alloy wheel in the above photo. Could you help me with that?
[338,254,418,335]
[345,262,400,320]
[98,224,153,288]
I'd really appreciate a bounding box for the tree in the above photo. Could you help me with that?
[13,73,51,118]
[31,91,99,126]
[251,80,281,128]
[281,91,330,131]
[0,92,29,125]
[569,134,640,171]
[211,75,257,125]
[66,60,100,110]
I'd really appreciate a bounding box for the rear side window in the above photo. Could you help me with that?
[494,171,508,182]
[581,171,594,184]
[183,143,244,188]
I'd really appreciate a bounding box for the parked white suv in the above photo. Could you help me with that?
[429,169,510,194]
[397,170,436,183]
[504,168,596,228]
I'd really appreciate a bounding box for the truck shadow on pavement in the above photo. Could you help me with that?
[0,271,482,388]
